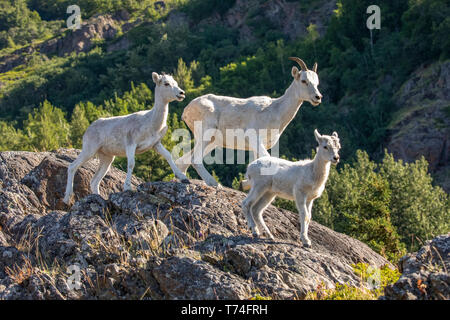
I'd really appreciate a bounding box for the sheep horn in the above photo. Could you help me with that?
[288,57,308,71]
[313,62,318,73]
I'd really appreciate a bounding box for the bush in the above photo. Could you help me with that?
[0,121,30,151]
[24,100,70,151]
[379,152,450,251]
[305,263,401,300]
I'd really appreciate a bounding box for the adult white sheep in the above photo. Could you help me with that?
[176,57,322,187]
[63,72,189,204]
[241,129,341,247]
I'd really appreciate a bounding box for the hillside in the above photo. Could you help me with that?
[387,60,450,191]
[0,149,392,299]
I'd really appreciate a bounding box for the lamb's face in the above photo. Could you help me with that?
[152,72,185,102]
[314,130,341,164]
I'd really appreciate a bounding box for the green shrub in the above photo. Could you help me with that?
[24,100,70,151]
[379,152,450,251]
[305,263,400,300]
[0,121,30,151]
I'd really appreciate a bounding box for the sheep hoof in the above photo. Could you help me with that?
[302,242,312,248]
[204,179,219,187]
[252,230,260,238]
[181,178,190,184]
[63,195,71,205]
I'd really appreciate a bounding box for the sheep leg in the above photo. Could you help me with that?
[242,184,267,237]
[294,190,311,248]
[124,144,136,191]
[90,153,114,195]
[154,142,189,183]
[63,148,97,204]
[175,148,193,175]
[191,139,219,187]
[305,199,314,241]
[251,192,276,240]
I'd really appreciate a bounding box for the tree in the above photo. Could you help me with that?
[379,151,449,250]
[70,103,90,148]
[24,100,70,151]
[173,58,194,92]
[0,121,29,151]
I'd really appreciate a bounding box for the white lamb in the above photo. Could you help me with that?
[63,72,189,204]
[241,129,341,247]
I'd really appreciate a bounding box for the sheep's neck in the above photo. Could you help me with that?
[148,91,169,131]
[311,155,330,188]
[272,81,303,132]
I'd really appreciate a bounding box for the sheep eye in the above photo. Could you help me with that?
[323,146,328,150]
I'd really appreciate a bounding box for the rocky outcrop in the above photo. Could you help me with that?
[387,60,450,191]
[382,234,449,300]
[0,15,122,74]
[41,15,120,56]
[0,149,394,300]
[0,149,141,230]
[197,0,336,42]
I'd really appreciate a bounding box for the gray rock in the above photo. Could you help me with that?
[152,253,252,300]
[387,61,450,192]
[382,233,449,300]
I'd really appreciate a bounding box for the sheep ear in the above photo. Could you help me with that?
[291,66,300,80]
[313,62,318,73]
[332,131,338,138]
[314,129,322,143]
[152,72,161,84]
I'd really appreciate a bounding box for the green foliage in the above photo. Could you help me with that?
[231,172,245,191]
[0,0,62,50]
[182,0,236,21]
[379,152,450,250]
[0,121,29,151]
[102,82,153,115]
[69,104,90,148]
[250,294,272,300]
[306,282,375,300]
[306,263,400,300]
[27,0,180,21]
[353,262,401,291]
[24,100,70,151]
[402,0,450,60]
[322,151,405,261]
[173,58,195,92]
